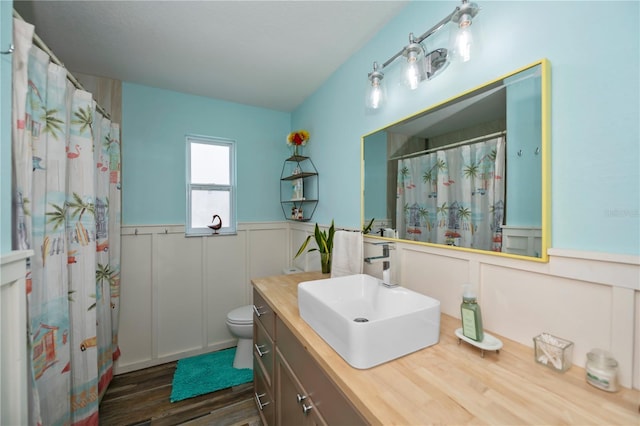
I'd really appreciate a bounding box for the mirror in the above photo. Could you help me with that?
[362,59,550,261]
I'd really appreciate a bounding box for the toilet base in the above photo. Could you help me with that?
[233,338,253,370]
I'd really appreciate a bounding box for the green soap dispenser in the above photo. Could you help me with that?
[461,284,484,342]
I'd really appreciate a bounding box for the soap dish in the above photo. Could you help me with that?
[455,328,503,358]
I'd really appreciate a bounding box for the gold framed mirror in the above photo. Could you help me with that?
[362,59,550,262]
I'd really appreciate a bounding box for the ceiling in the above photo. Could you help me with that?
[13,0,409,112]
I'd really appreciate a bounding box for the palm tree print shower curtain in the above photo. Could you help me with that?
[12,18,121,425]
[396,137,505,252]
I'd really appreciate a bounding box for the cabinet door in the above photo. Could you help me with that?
[276,351,326,426]
[276,318,367,425]
[254,357,275,426]
[254,318,274,386]
[253,289,275,337]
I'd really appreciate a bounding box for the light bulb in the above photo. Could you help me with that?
[453,13,474,62]
[456,25,473,62]
[365,62,386,111]
[367,77,383,109]
[401,37,426,90]
[405,54,421,90]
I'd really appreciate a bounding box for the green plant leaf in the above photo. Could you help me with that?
[294,235,313,258]
[326,220,335,253]
[294,220,336,259]
[314,223,328,253]
[363,217,375,234]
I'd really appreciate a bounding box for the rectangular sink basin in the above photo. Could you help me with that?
[298,274,440,369]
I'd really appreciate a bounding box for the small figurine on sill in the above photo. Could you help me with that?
[208,214,222,234]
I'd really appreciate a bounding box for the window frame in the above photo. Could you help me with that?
[185,134,237,236]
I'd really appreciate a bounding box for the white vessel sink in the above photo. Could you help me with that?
[298,274,440,369]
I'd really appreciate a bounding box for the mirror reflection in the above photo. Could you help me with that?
[363,60,549,260]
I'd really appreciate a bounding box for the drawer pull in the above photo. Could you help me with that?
[253,304,267,317]
[296,393,307,403]
[302,403,313,414]
[254,392,270,410]
[254,343,269,357]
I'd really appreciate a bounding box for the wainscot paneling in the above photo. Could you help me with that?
[1,250,33,426]
[155,233,204,358]
[358,237,639,390]
[118,233,153,368]
[115,222,290,374]
[117,221,639,391]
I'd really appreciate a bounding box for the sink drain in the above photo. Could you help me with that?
[353,317,369,323]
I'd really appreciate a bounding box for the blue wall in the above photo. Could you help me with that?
[1,2,12,254]
[293,1,639,256]
[363,130,387,221]
[506,66,542,227]
[122,83,290,225]
[5,1,638,256]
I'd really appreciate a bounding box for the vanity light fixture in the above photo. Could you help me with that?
[365,0,480,111]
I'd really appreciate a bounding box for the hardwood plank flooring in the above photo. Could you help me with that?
[99,361,262,426]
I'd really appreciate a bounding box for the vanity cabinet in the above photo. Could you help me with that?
[253,290,276,426]
[275,317,366,426]
[280,155,318,222]
[276,353,325,426]
[253,288,367,426]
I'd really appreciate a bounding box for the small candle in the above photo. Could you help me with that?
[586,349,618,392]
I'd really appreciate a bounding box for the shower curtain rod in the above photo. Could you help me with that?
[390,130,506,161]
[13,9,112,121]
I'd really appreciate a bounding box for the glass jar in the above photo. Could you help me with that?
[585,349,619,392]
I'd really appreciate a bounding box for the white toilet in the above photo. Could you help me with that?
[226,305,254,369]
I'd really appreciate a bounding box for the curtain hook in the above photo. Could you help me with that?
[1,44,14,55]
[517,149,523,157]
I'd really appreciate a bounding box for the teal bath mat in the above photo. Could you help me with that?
[170,347,253,402]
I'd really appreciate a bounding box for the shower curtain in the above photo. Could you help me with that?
[396,137,505,252]
[12,18,121,425]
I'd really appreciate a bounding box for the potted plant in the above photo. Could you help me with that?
[294,220,334,274]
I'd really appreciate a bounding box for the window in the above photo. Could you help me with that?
[186,135,236,236]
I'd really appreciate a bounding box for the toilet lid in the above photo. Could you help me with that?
[227,305,253,325]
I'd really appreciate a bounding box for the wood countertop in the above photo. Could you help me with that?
[252,272,640,425]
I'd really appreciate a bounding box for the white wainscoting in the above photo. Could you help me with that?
[1,250,33,426]
[360,237,640,390]
[115,222,291,374]
[117,221,639,391]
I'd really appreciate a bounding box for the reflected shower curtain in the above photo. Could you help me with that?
[396,137,505,251]
[12,18,121,425]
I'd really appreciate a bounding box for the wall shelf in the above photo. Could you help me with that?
[280,155,318,221]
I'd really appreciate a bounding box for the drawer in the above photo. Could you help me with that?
[276,318,367,426]
[254,318,274,387]
[253,289,275,338]
[254,357,275,426]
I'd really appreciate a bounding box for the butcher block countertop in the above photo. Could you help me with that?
[252,272,640,425]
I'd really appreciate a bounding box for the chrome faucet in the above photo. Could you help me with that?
[364,242,397,288]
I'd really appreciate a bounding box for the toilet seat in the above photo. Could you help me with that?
[227,305,253,325]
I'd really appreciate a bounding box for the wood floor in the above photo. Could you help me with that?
[99,361,262,426]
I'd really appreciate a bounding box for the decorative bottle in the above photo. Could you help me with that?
[460,284,484,342]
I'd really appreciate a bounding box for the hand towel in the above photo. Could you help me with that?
[331,230,363,277]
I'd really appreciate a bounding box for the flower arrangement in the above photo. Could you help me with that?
[287,130,310,147]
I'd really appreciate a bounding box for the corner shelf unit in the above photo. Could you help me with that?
[280,155,318,221]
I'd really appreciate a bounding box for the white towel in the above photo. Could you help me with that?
[331,230,363,277]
